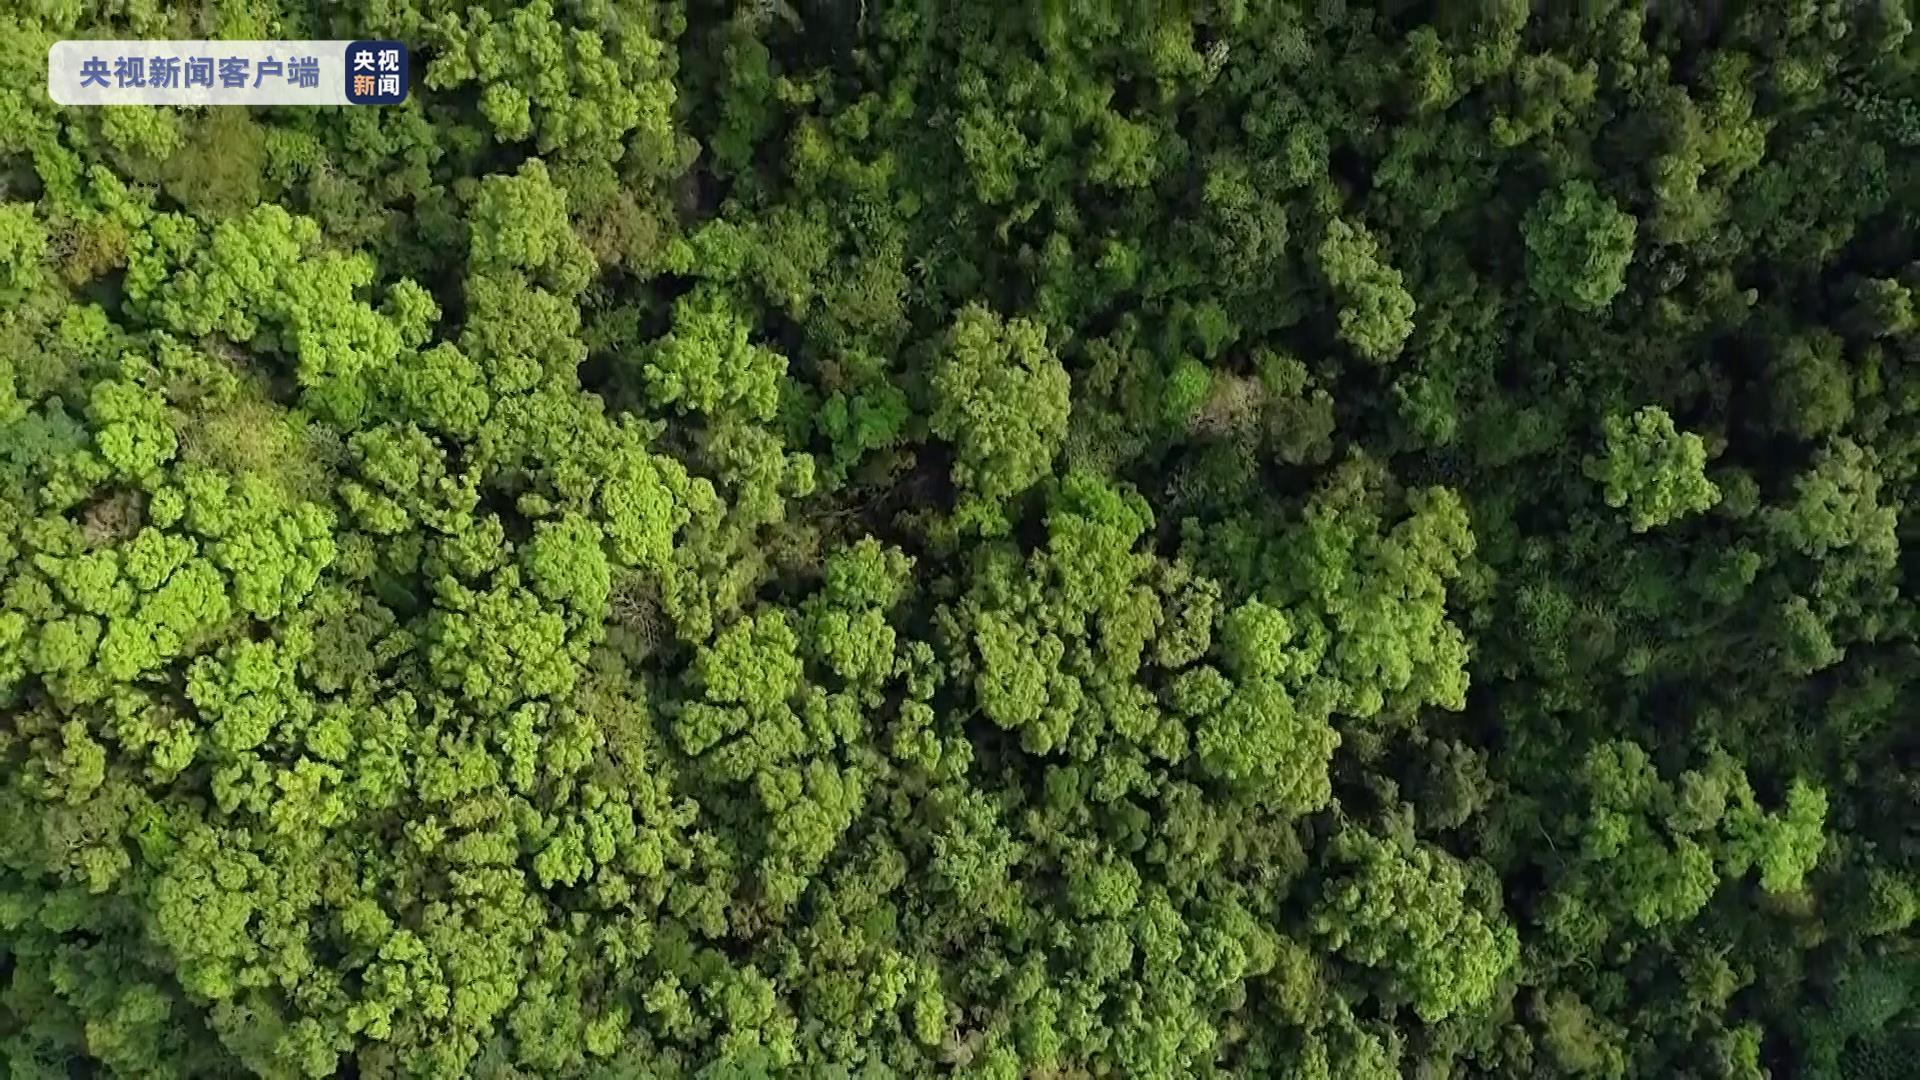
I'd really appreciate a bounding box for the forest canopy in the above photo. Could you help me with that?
[1,1,1918,1078]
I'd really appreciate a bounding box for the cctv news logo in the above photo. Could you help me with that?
[344,41,407,105]
[49,40,409,106]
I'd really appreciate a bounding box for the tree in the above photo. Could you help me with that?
[1311,827,1518,1022]
[0,200,47,299]
[1317,218,1417,363]
[1589,406,1720,532]
[1523,180,1637,312]
[929,305,1072,536]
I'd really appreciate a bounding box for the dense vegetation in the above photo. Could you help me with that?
[2,2,1918,1077]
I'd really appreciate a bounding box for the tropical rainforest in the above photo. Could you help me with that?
[1,1,1918,1077]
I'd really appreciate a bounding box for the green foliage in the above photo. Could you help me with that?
[1590,406,1721,532]
[1312,827,1518,1023]
[1,4,1915,1078]
[0,201,47,300]
[928,304,1072,535]
[1317,219,1417,363]
[1523,180,1638,312]
[434,0,685,169]
[469,158,596,294]
[641,285,785,423]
